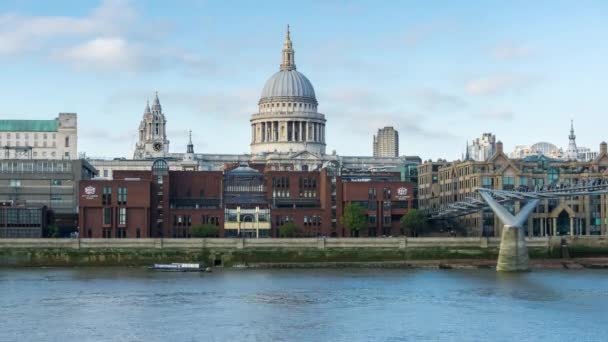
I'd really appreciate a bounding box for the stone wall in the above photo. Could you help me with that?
[0,236,602,267]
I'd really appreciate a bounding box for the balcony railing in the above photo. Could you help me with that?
[224,222,271,230]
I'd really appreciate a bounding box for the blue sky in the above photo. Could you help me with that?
[1,0,607,159]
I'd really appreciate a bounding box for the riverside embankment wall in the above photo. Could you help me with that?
[0,236,605,267]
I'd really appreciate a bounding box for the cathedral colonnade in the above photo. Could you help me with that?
[251,120,325,144]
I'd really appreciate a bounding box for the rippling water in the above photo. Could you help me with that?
[2,268,608,341]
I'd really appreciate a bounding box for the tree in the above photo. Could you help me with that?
[279,222,300,238]
[190,224,220,238]
[400,209,428,237]
[341,203,366,237]
[44,225,58,238]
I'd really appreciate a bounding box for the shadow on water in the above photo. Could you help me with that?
[444,269,562,302]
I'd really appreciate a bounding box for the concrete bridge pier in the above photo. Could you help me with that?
[497,225,529,272]
[479,191,539,272]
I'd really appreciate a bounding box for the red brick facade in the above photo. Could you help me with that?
[78,165,415,238]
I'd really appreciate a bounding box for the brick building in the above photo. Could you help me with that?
[79,159,415,238]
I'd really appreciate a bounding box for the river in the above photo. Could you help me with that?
[1,268,608,341]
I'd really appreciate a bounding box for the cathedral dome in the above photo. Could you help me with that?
[260,70,316,101]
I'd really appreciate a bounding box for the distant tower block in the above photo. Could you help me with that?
[373,126,399,157]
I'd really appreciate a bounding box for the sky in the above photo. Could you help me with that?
[0,0,607,160]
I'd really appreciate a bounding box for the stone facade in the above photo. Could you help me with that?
[418,141,608,237]
[250,26,326,155]
[133,93,170,159]
[0,113,77,160]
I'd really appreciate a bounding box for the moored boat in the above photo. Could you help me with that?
[150,263,203,271]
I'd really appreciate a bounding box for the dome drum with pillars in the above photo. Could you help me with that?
[250,26,326,155]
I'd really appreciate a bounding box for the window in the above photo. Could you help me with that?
[103,208,112,225]
[383,188,391,200]
[368,215,377,225]
[502,176,515,190]
[118,208,127,225]
[65,137,70,147]
[103,228,112,238]
[368,188,377,200]
[383,215,391,226]
[9,180,21,187]
[103,170,108,177]
[102,186,112,205]
[136,228,141,238]
[117,186,127,205]
[116,227,126,238]
[52,179,62,185]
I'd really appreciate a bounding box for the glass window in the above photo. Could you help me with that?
[368,215,376,224]
[103,207,112,225]
[118,208,127,225]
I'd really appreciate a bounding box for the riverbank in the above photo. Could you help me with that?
[241,258,608,270]
[1,236,607,267]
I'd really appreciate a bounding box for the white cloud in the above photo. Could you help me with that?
[0,1,211,72]
[493,43,534,59]
[466,74,537,96]
[53,37,136,70]
[0,0,134,56]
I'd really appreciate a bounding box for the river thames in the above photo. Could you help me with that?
[1,268,608,341]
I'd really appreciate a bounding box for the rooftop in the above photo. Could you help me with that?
[0,120,58,132]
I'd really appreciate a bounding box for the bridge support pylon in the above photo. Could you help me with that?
[497,225,529,272]
[479,191,539,272]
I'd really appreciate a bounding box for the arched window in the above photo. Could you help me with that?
[152,159,169,176]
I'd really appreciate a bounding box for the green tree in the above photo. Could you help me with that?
[400,209,428,237]
[44,225,58,238]
[279,222,300,238]
[341,203,366,237]
[190,224,220,238]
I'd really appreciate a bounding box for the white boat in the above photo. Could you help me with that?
[150,263,203,271]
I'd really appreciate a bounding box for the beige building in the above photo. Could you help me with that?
[418,141,608,237]
[0,113,77,160]
[373,126,399,158]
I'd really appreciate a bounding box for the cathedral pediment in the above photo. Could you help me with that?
[288,150,322,160]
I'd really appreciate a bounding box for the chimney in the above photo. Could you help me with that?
[496,141,503,154]
[601,142,607,154]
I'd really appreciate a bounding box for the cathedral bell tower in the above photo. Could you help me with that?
[133,92,170,159]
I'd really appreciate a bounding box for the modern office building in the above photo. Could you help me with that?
[418,141,608,237]
[0,203,47,238]
[0,159,96,233]
[0,113,78,160]
[373,127,399,158]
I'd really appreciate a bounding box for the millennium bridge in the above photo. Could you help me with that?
[426,179,608,271]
